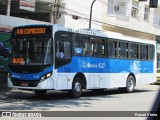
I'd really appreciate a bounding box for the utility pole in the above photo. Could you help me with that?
[51,0,61,24]
[89,0,96,30]
[6,0,11,16]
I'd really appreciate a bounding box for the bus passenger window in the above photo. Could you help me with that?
[83,38,92,56]
[129,43,139,59]
[140,45,147,60]
[74,35,92,56]
[119,42,128,59]
[148,45,154,60]
[92,38,104,57]
[130,43,135,59]
[64,42,71,58]
[74,40,82,56]
[106,39,117,58]
[135,45,139,59]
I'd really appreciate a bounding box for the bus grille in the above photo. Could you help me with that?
[11,78,39,87]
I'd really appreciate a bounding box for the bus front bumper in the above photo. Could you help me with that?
[8,77,54,90]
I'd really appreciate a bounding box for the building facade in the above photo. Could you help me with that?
[1,0,160,38]
[57,0,160,40]
[0,0,160,69]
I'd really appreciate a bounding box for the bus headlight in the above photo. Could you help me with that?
[40,72,52,82]
[46,73,52,78]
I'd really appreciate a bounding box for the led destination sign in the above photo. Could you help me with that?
[11,26,52,38]
[16,28,46,35]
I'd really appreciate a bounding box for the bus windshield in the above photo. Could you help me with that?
[10,37,53,65]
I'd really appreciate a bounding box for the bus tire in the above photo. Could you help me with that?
[34,90,47,97]
[70,77,82,98]
[126,75,135,93]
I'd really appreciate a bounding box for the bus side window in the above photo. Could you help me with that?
[129,43,139,59]
[74,34,92,56]
[56,32,71,59]
[83,36,92,56]
[92,38,104,57]
[129,43,135,59]
[74,39,82,56]
[56,41,71,59]
[106,39,117,58]
[140,45,148,60]
[64,42,71,58]
[56,41,64,58]
[55,31,72,69]
[74,34,83,56]
[148,45,154,60]
[135,44,139,59]
[119,42,128,59]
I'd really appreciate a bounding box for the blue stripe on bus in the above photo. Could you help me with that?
[10,66,53,81]
[58,56,153,73]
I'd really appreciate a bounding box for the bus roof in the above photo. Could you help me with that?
[13,24,156,45]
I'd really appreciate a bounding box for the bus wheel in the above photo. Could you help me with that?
[34,90,47,97]
[126,75,135,93]
[70,77,82,98]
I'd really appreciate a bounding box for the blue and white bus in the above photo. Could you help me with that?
[6,24,156,97]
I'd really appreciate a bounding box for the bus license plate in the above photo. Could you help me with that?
[21,82,28,86]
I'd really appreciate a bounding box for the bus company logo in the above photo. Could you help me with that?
[1,112,42,118]
[12,74,21,79]
[87,62,106,69]
[87,63,97,68]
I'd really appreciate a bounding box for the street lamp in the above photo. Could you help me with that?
[89,0,97,30]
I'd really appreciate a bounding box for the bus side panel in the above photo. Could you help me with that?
[56,56,155,90]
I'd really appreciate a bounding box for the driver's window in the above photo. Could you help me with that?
[56,41,64,58]
[56,31,71,59]
[55,31,72,68]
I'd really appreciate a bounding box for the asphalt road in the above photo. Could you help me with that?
[0,84,159,120]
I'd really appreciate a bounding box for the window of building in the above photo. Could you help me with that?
[131,0,139,18]
[144,5,150,21]
[107,0,127,16]
[106,39,118,58]
[108,0,116,14]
